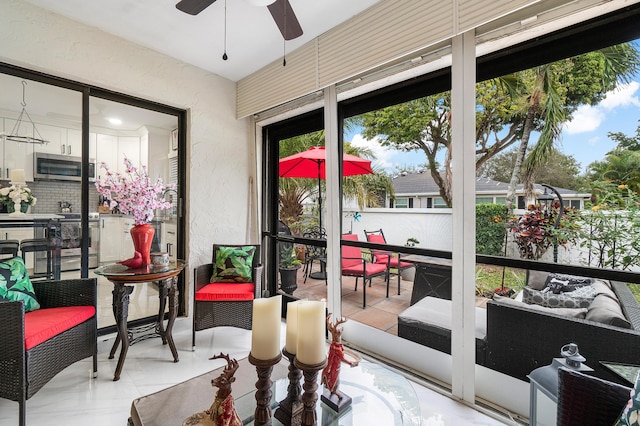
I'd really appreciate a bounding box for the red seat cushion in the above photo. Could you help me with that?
[195,283,255,301]
[342,263,387,276]
[24,306,96,350]
[388,258,412,268]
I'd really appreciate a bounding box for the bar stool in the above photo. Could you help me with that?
[20,238,54,280]
[0,240,20,260]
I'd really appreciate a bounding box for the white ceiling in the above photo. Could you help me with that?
[23,0,382,82]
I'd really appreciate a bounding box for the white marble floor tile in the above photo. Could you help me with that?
[0,318,512,425]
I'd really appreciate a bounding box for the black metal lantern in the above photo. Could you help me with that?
[528,343,592,425]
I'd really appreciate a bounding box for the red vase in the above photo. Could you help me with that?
[130,224,155,266]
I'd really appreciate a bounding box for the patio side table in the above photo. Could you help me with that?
[95,260,187,381]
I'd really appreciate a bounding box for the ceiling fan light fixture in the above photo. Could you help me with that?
[247,0,276,6]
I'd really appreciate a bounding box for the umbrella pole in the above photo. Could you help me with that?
[317,162,322,231]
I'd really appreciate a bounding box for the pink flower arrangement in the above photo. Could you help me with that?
[95,157,173,225]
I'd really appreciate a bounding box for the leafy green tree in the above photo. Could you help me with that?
[357,43,640,207]
[606,119,640,151]
[478,148,583,190]
[587,150,640,194]
[476,204,508,256]
[587,121,640,193]
[510,45,640,208]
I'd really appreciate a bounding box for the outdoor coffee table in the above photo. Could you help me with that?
[129,357,422,425]
[95,260,187,381]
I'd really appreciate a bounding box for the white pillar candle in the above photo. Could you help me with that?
[10,169,25,183]
[250,295,282,360]
[285,300,304,354]
[296,301,326,365]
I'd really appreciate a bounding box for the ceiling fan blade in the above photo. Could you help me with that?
[267,0,303,40]
[176,0,217,15]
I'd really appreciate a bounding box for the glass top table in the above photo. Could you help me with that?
[130,358,422,426]
[95,260,187,381]
[233,360,422,426]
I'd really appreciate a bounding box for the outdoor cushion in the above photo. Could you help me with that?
[211,246,256,283]
[399,296,487,339]
[543,273,593,293]
[0,256,40,312]
[523,286,596,309]
[586,294,631,329]
[526,269,550,290]
[196,283,255,301]
[614,370,640,425]
[24,305,96,350]
[493,294,588,319]
[388,258,412,269]
[342,263,387,276]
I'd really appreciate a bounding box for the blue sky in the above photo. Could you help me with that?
[346,80,640,175]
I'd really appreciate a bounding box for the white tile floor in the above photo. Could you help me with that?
[0,318,513,425]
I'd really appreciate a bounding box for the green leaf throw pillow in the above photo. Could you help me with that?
[211,246,256,283]
[0,256,40,312]
[615,371,640,425]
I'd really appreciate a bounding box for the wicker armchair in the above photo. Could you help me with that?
[192,244,261,349]
[0,278,98,426]
[557,367,630,426]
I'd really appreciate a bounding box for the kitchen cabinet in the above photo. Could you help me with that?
[117,136,141,171]
[34,123,66,156]
[96,134,118,179]
[66,129,97,159]
[1,118,34,182]
[95,134,142,176]
[161,222,177,261]
[99,216,137,264]
[34,125,98,160]
[99,216,121,263]
[121,217,135,257]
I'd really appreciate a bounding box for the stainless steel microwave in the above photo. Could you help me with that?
[34,152,96,182]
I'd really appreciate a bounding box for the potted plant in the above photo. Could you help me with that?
[401,237,420,281]
[279,244,301,294]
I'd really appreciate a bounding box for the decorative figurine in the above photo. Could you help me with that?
[320,314,361,412]
[183,353,242,426]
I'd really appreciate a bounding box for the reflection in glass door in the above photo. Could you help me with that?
[90,96,179,328]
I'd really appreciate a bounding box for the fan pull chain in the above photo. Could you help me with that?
[222,0,228,60]
[282,0,287,66]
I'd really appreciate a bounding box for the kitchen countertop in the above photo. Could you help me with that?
[0,213,65,221]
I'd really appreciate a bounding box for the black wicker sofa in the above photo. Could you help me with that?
[0,278,98,426]
[398,271,640,383]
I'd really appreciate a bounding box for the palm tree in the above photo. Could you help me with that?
[505,44,640,208]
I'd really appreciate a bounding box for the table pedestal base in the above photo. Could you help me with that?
[107,273,181,381]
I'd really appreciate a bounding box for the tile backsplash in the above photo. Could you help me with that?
[23,180,100,214]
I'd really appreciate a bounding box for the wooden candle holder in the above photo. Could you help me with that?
[249,352,283,426]
[274,347,303,426]
[293,357,328,426]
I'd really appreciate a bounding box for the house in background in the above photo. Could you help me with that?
[390,171,591,209]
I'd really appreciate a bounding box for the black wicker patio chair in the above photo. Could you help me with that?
[192,244,261,349]
[557,367,631,426]
[0,278,98,426]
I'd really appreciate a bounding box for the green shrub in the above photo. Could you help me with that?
[476,204,508,256]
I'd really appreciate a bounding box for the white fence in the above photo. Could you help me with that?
[343,207,637,271]
[343,208,452,251]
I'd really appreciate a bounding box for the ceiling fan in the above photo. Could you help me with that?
[175,0,303,41]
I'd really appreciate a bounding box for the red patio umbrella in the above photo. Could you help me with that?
[279,146,374,230]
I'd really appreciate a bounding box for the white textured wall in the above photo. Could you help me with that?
[0,0,253,300]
